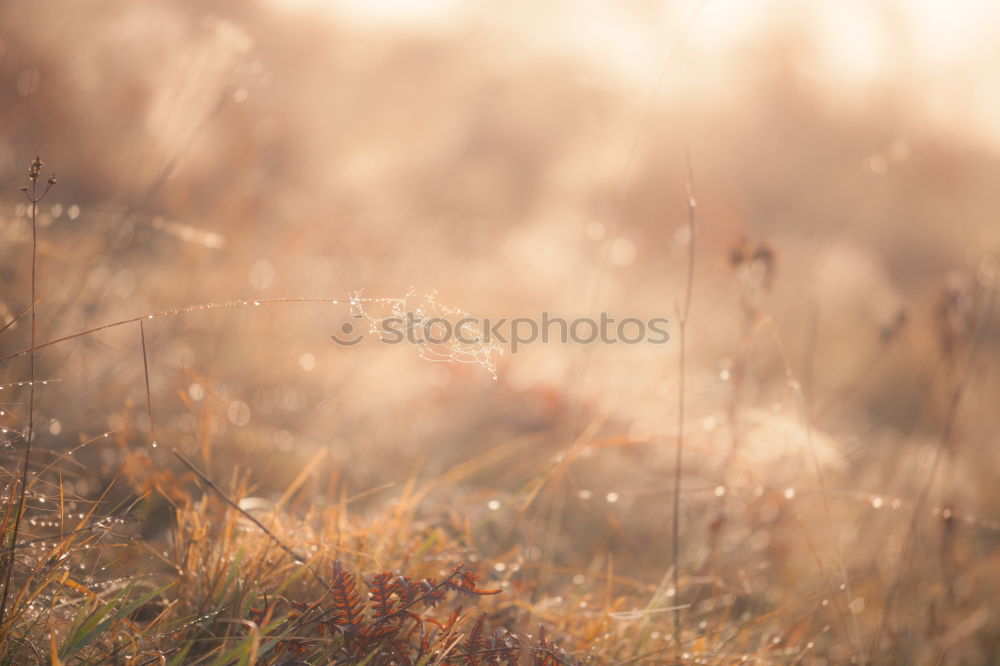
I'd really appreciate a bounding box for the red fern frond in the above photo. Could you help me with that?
[369,571,398,620]
[393,574,419,607]
[329,566,366,630]
[464,612,488,665]
[417,576,449,608]
[448,569,503,597]
[244,563,509,664]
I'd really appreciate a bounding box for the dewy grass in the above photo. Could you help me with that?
[1,154,999,664]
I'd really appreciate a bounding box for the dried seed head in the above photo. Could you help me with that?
[47,174,57,186]
[730,237,778,292]
[28,156,43,182]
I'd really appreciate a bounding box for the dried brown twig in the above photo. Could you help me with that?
[0,158,56,631]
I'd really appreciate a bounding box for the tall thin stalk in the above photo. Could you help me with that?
[0,158,55,629]
[671,151,697,640]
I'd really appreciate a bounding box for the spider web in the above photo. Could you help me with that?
[346,290,502,379]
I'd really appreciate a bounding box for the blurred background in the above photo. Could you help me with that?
[1,0,999,662]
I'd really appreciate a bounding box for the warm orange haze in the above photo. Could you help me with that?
[0,1,998,663]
